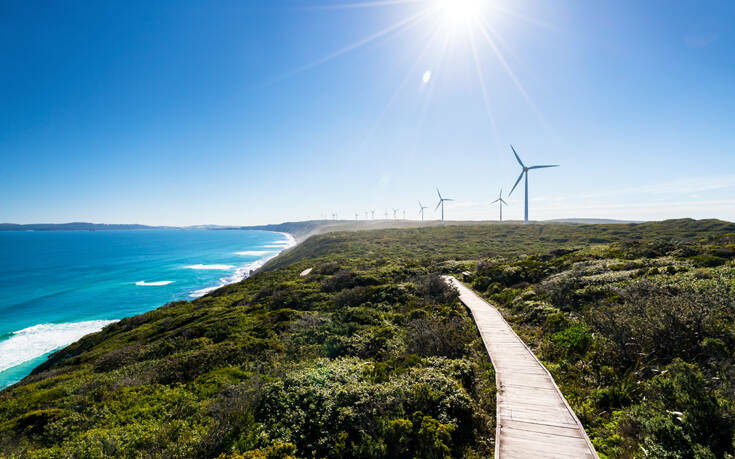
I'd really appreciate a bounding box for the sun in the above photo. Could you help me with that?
[435,0,489,26]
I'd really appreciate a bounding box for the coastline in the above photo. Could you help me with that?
[189,231,298,298]
[0,229,300,389]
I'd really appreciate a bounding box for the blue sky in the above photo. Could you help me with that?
[2,0,734,225]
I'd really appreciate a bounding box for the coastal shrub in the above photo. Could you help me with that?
[628,359,734,458]
[551,323,592,358]
[690,253,727,267]
[3,219,735,458]
[415,274,458,305]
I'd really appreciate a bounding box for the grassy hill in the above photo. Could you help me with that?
[1,219,733,458]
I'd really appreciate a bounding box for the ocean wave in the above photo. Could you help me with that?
[235,250,270,256]
[189,234,296,299]
[0,320,117,374]
[189,259,269,298]
[262,233,297,249]
[184,264,235,270]
[135,280,175,286]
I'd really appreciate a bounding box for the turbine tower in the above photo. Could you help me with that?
[509,145,559,225]
[418,201,429,221]
[491,188,509,222]
[355,213,359,220]
[403,209,406,220]
[371,210,375,220]
[392,208,399,220]
[435,188,453,224]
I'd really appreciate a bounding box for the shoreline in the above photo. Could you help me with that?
[0,229,300,390]
[189,231,298,298]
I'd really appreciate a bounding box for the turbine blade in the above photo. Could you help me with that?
[528,165,560,170]
[434,201,441,211]
[501,199,509,205]
[510,145,525,168]
[436,188,442,200]
[444,198,454,201]
[509,171,524,195]
[491,199,500,204]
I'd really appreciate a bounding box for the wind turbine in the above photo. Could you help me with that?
[403,209,406,220]
[509,145,559,225]
[355,213,359,220]
[435,188,453,224]
[418,201,429,221]
[491,188,509,222]
[392,208,399,220]
[371,210,375,220]
[384,210,389,219]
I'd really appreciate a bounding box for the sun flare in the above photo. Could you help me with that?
[435,0,489,26]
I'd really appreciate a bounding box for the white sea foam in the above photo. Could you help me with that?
[0,320,117,374]
[263,233,297,249]
[135,280,175,286]
[189,233,297,298]
[185,264,235,270]
[235,251,270,256]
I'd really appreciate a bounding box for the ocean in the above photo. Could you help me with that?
[0,229,295,389]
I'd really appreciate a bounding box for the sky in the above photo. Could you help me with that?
[1,0,734,225]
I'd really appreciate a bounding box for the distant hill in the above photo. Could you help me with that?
[0,222,166,231]
[544,218,640,224]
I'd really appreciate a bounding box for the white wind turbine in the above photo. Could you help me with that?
[392,208,399,220]
[509,145,559,225]
[490,188,509,222]
[418,201,429,221]
[371,210,375,220]
[435,188,453,224]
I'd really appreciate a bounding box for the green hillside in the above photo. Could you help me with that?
[1,219,733,458]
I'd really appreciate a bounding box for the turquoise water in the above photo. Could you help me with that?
[0,229,294,389]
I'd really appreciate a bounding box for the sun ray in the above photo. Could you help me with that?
[467,23,500,156]
[297,0,424,11]
[359,22,445,148]
[413,25,452,146]
[474,17,551,133]
[263,6,436,87]
[486,3,560,33]
[476,16,523,68]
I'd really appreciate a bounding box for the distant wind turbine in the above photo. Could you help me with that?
[371,210,375,220]
[435,188,453,224]
[392,208,399,220]
[490,188,509,222]
[384,210,389,219]
[365,211,369,219]
[418,201,429,221]
[509,145,559,225]
[355,213,359,220]
[403,209,406,220]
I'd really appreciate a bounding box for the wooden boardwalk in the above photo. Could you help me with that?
[445,276,598,459]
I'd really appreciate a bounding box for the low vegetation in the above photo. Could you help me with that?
[1,219,733,458]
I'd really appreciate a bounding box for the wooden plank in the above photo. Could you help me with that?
[444,276,599,459]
